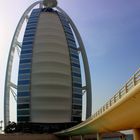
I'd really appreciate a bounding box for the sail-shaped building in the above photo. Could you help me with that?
[4,0,92,132]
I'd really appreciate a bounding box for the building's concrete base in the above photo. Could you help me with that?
[0,134,62,140]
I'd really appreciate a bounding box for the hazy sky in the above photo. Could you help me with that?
[0,0,140,123]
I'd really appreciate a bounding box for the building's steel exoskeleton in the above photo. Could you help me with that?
[4,1,92,128]
[56,7,92,119]
[4,1,43,128]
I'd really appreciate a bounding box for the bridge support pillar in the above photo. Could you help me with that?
[133,129,140,140]
[96,133,102,140]
[119,135,126,140]
[80,135,84,140]
[69,136,72,140]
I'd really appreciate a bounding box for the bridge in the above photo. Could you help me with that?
[56,68,140,140]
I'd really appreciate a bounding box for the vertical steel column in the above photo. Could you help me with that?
[97,133,102,140]
[56,7,92,119]
[4,1,41,128]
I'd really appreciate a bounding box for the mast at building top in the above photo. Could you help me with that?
[43,0,58,8]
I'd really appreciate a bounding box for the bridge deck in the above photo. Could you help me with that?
[56,68,140,136]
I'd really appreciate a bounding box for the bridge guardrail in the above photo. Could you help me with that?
[93,68,140,118]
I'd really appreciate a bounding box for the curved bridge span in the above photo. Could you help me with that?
[56,68,140,139]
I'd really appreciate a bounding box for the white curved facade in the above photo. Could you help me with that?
[31,12,72,123]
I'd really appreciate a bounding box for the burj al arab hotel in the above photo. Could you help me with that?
[4,0,92,132]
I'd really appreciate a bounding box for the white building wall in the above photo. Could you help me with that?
[31,12,72,123]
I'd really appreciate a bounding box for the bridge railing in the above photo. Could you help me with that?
[93,68,140,118]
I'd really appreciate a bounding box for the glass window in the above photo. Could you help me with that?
[66,34,75,42]
[72,116,81,122]
[23,35,34,40]
[18,85,30,92]
[22,41,33,46]
[29,17,38,21]
[18,92,30,97]
[21,50,32,55]
[26,24,36,28]
[73,83,82,88]
[17,104,29,109]
[20,59,31,64]
[72,66,80,73]
[23,36,34,41]
[17,97,30,104]
[28,21,37,24]
[71,58,80,65]
[17,116,30,122]
[73,94,82,99]
[68,40,76,47]
[26,26,36,31]
[17,110,30,116]
[20,54,32,60]
[27,21,37,24]
[64,27,73,35]
[19,69,31,74]
[72,110,82,116]
[60,17,69,26]
[22,44,32,49]
[30,13,39,17]
[19,63,31,70]
[26,29,36,33]
[32,10,40,13]
[63,23,70,29]
[73,77,81,84]
[66,32,73,37]
[66,32,74,38]
[59,15,66,21]
[72,105,82,110]
[27,22,37,26]
[18,74,30,80]
[72,72,81,78]
[72,63,80,68]
[73,98,82,105]
[68,37,75,43]
[65,29,73,35]
[71,54,79,60]
[18,80,30,85]
[68,44,77,50]
[63,25,71,31]
[71,54,79,59]
[28,19,38,23]
[73,87,82,93]
[30,11,38,16]
[61,20,69,27]
[24,33,34,38]
[70,48,78,55]
[25,29,35,34]
[23,40,33,45]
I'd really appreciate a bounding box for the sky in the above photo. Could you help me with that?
[0,0,140,125]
